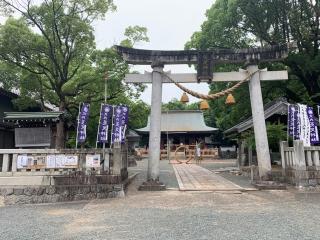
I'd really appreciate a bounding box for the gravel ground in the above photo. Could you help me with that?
[1,159,320,240]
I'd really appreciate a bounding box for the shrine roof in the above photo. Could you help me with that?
[4,112,64,123]
[224,98,289,135]
[136,110,218,134]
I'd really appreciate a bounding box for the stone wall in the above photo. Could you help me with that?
[285,168,320,186]
[0,173,126,205]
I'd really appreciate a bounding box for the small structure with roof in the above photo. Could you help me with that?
[4,111,64,148]
[225,98,289,168]
[136,110,218,149]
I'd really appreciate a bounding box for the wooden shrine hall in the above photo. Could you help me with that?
[136,110,217,146]
[136,110,218,159]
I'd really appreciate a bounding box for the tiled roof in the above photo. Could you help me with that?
[136,110,218,133]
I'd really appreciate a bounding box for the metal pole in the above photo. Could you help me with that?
[166,110,170,163]
[96,103,103,149]
[75,102,81,149]
[103,71,108,171]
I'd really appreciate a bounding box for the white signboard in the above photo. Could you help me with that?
[46,155,56,168]
[46,155,78,168]
[55,155,65,168]
[64,155,78,168]
[17,155,28,169]
[86,154,101,168]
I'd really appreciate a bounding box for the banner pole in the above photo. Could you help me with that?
[287,104,289,143]
[75,102,81,149]
[96,103,103,149]
[103,71,108,170]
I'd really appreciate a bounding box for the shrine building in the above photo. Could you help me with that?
[136,110,218,149]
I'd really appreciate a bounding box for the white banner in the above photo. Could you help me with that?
[298,104,311,147]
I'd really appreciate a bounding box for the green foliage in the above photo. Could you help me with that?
[162,98,199,111]
[0,1,149,147]
[185,0,251,50]
[186,0,320,133]
[242,123,287,152]
[121,25,149,47]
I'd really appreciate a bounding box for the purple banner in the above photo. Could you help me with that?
[120,106,129,143]
[77,103,90,143]
[111,106,123,144]
[294,105,301,140]
[307,106,319,144]
[111,105,129,144]
[288,104,300,139]
[288,105,295,137]
[97,104,113,143]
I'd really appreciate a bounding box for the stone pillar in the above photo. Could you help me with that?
[237,139,241,168]
[103,149,110,173]
[247,65,272,179]
[280,141,288,176]
[293,140,307,187]
[2,154,9,172]
[147,64,163,181]
[240,140,246,166]
[113,142,122,175]
[139,63,165,190]
[293,140,306,170]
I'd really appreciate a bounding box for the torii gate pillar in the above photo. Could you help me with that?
[139,63,166,190]
[147,63,164,182]
[247,65,272,179]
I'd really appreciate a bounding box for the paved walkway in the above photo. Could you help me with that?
[173,163,243,191]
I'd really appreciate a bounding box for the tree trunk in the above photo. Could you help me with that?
[55,102,66,149]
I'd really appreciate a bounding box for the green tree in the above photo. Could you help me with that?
[186,0,318,131]
[0,0,116,148]
[162,98,199,111]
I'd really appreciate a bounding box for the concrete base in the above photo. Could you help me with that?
[138,180,166,191]
[0,176,52,186]
[252,181,287,190]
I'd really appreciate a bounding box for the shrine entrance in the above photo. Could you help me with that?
[116,45,289,190]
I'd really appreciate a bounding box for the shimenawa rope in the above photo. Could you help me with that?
[153,70,259,100]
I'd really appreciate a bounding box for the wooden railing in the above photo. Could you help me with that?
[159,148,219,160]
[280,141,320,170]
[0,148,128,177]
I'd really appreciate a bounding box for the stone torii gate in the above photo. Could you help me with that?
[116,45,289,189]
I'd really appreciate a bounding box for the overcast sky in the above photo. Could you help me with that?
[93,0,214,104]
